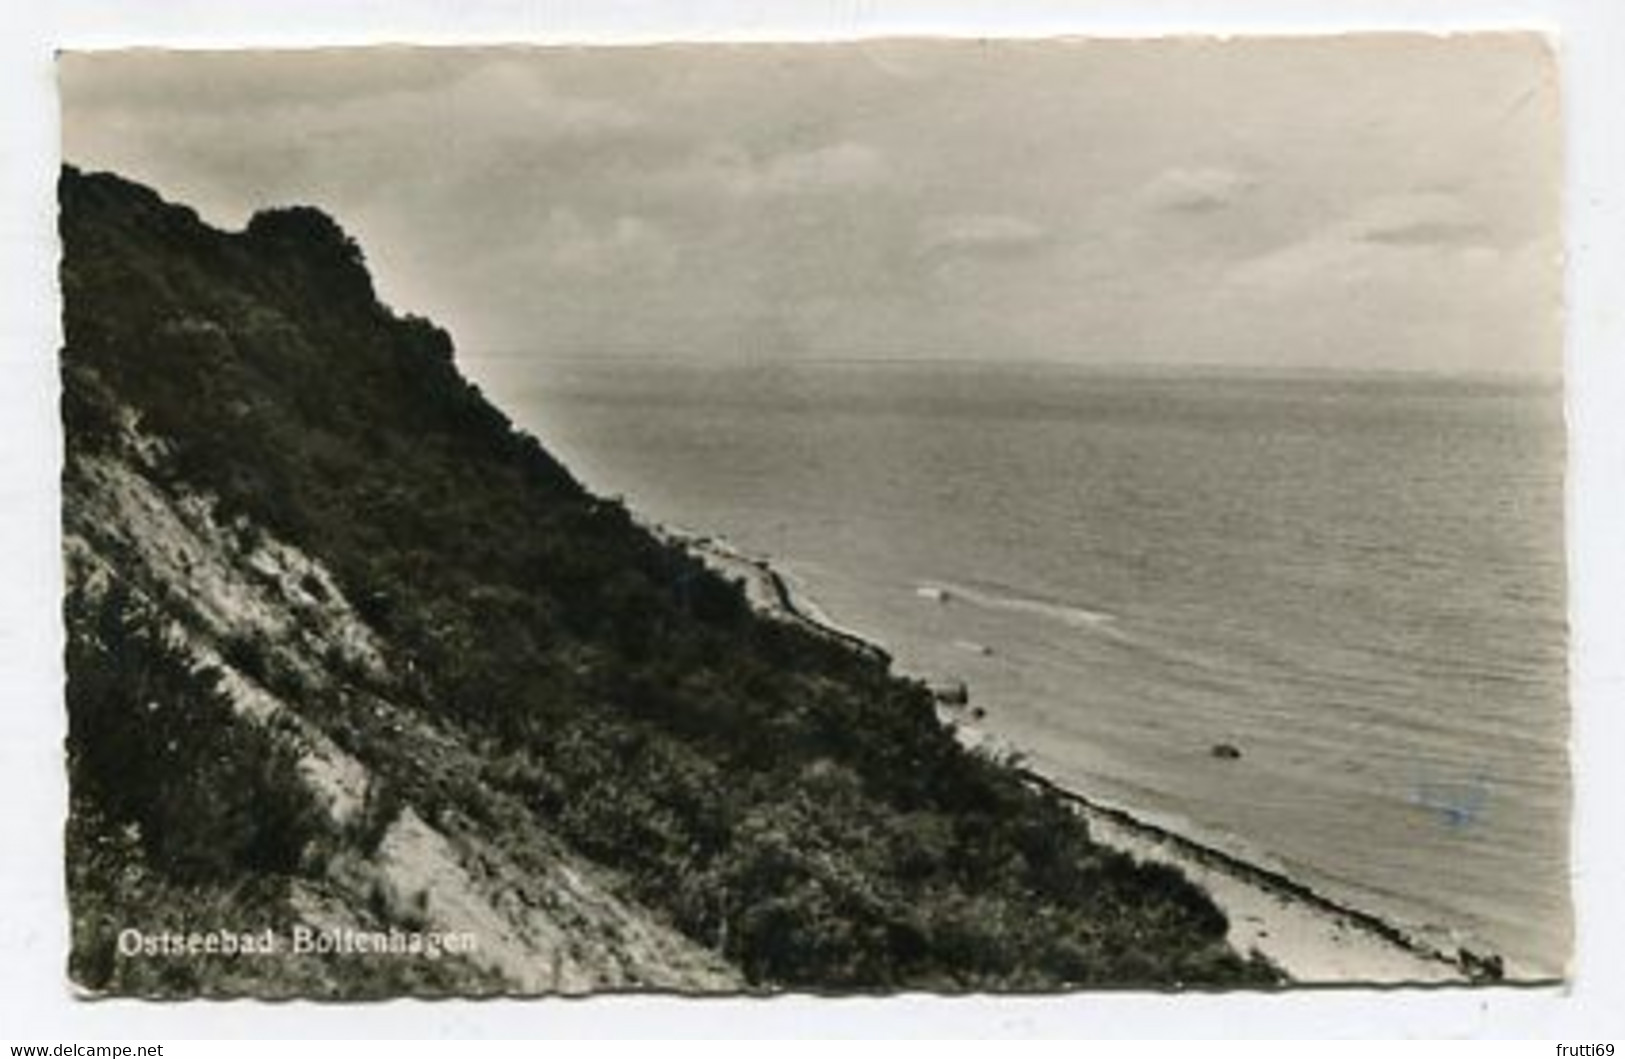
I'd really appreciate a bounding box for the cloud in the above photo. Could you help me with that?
[667,140,886,200]
[1360,220,1489,247]
[59,48,470,113]
[60,40,1559,373]
[443,60,646,138]
[1205,186,1555,374]
[754,141,884,194]
[1228,190,1498,291]
[919,213,1048,255]
[1141,166,1254,214]
[530,208,675,278]
[1350,193,1491,248]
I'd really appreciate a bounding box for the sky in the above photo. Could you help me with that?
[59,36,1562,375]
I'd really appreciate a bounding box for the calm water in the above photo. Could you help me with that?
[472,357,1570,976]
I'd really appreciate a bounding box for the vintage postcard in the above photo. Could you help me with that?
[56,36,1565,998]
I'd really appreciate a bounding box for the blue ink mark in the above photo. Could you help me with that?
[1412,778,1490,830]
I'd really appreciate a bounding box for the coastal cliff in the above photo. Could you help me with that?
[59,167,1277,995]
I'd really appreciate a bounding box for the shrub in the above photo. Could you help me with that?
[64,583,331,884]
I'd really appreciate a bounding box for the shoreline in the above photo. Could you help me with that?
[673,528,1518,986]
[1009,764,1486,984]
[667,528,892,665]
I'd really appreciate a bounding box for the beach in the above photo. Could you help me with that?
[677,528,1480,986]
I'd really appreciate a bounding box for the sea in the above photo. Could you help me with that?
[468,356,1570,978]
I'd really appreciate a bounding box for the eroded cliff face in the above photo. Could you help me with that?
[64,413,740,996]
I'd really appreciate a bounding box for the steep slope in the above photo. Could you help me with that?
[64,414,740,996]
[59,166,1279,994]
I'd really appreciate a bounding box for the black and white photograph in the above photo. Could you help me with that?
[54,35,1568,1000]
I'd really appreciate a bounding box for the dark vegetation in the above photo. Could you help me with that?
[65,582,326,886]
[59,166,1278,990]
[62,581,498,996]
